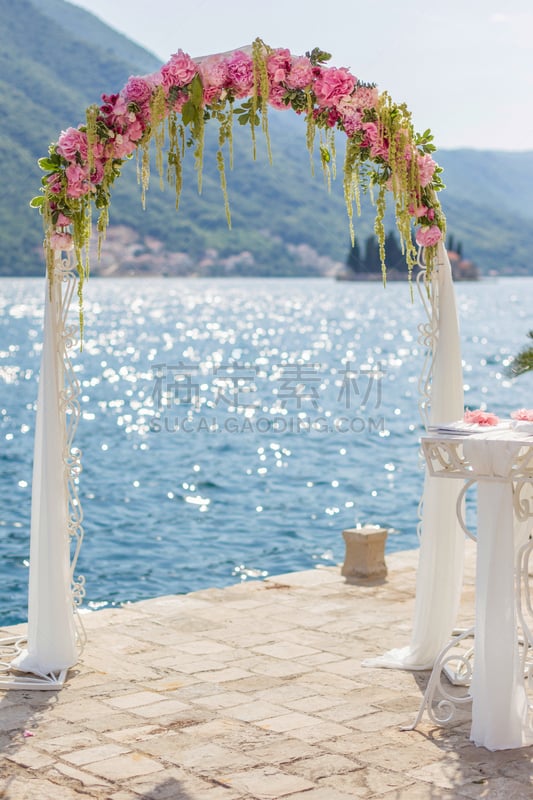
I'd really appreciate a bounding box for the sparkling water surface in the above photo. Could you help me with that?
[1,276,532,625]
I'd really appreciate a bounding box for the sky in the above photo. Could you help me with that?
[70,0,533,151]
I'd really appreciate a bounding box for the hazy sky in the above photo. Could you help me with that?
[70,0,533,151]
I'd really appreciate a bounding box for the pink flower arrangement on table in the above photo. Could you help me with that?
[511,408,533,422]
[464,409,500,426]
[32,38,446,291]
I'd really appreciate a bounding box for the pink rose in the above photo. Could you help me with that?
[267,48,291,85]
[56,212,72,226]
[464,409,500,426]
[90,160,105,185]
[361,122,388,159]
[285,56,314,90]
[409,204,428,218]
[100,93,130,131]
[111,133,136,159]
[202,85,223,104]
[511,408,533,421]
[226,50,254,97]
[126,117,144,142]
[268,84,288,110]
[57,127,88,162]
[160,50,197,89]
[123,75,152,106]
[361,121,378,147]
[49,231,74,251]
[417,153,437,187]
[415,225,442,247]
[65,163,90,198]
[314,66,356,109]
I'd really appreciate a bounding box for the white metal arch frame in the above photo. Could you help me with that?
[0,239,464,689]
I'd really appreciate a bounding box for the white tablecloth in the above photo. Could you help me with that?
[462,430,533,749]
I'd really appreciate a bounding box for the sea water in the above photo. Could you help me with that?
[1,276,532,625]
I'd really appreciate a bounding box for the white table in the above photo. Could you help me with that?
[420,426,533,750]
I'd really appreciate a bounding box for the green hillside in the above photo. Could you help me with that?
[1,0,533,276]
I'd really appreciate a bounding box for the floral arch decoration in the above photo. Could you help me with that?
[1,40,462,689]
[33,38,446,305]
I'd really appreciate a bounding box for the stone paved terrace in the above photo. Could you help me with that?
[1,543,532,800]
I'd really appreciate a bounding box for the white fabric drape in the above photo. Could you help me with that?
[11,276,78,675]
[364,243,465,669]
[464,433,533,750]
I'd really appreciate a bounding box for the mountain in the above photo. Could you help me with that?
[1,0,533,277]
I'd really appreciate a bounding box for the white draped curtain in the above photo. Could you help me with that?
[11,270,78,676]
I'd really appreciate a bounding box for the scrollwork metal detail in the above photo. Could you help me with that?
[403,628,474,731]
[54,251,87,655]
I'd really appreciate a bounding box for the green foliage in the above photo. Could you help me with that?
[510,331,533,376]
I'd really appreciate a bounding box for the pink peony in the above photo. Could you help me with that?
[352,85,379,109]
[225,50,254,97]
[415,225,442,247]
[267,48,291,85]
[198,56,228,89]
[337,95,362,136]
[65,163,90,198]
[285,56,314,89]
[464,409,500,426]
[314,66,356,109]
[57,127,88,162]
[49,231,74,251]
[511,408,533,421]
[160,50,197,89]
[417,153,437,187]
[123,75,153,106]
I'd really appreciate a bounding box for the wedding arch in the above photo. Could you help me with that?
[2,40,464,687]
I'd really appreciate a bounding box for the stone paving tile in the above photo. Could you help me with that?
[318,763,416,796]
[129,766,247,799]
[62,741,131,766]
[46,761,115,792]
[127,698,191,719]
[192,690,252,709]
[83,751,165,780]
[283,789,361,800]
[0,775,88,800]
[217,766,315,798]
[223,700,291,722]
[4,746,56,770]
[242,736,320,765]
[282,753,363,780]
[286,720,355,744]
[255,711,320,733]
[34,729,103,753]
